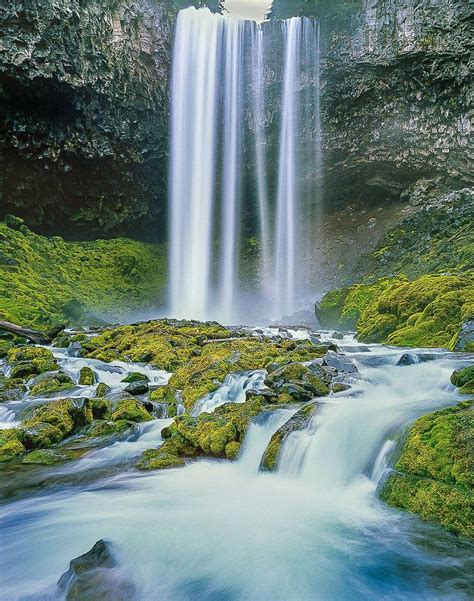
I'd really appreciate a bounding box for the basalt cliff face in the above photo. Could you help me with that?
[0,0,175,238]
[0,0,471,237]
[322,0,472,209]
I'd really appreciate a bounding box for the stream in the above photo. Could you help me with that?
[0,333,473,600]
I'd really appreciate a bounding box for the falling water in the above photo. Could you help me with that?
[274,18,301,317]
[168,8,322,322]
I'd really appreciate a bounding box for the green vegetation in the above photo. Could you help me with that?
[451,367,474,395]
[318,273,473,349]
[381,401,473,538]
[0,217,166,329]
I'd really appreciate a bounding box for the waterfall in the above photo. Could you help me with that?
[168,7,321,323]
[274,18,301,317]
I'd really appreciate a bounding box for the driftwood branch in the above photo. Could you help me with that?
[0,321,51,344]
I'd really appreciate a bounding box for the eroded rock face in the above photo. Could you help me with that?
[322,0,472,209]
[0,0,174,236]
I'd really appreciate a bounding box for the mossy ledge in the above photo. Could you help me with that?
[381,401,473,538]
[317,273,473,349]
[0,218,166,329]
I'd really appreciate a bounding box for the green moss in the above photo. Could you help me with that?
[82,419,130,438]
[381,401,473,537]
[78,366,95,385]
[149,386,178,417]
[30,373,74,396]
[95,382,111,398]
[110,399,152,423]
[0,430,25,462]
[451,367,474,391]
[136,448,186,470]
[121,372,149,383]
[319,273,473,348]
[22,449,72,465]
[225,441,241,460]
[0,221,166,329]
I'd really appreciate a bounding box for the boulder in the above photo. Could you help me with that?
[124,380,149,395]
[322,351,359,374]
[332,331,344,340]
[121,371,149,383]
[450,366,474,394]
[95,382,111,398]
[58,539,136,601]
[110,399,152,423]
[79,366,95,386]
[453,319,474,353]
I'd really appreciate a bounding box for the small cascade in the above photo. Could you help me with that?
[191,370,266,416]
[238,409,296,474]
[168,7,322,322]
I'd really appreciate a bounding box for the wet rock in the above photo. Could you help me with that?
[450,366,474,395]
[322,351,359,374]
[137,448,186,470]
[58,539,136,600]
[261,402,319,471]
[95,382,111,398]
[110,399,152,423]
[396,352,438,366]
[332,331,344,340]
[309,334,322,345]
[79,366,95,386]
[29,371,75,396]
[22,448,72,465]
[453,320,474,352]
[124,380,149,395]
[121,372,149,384]
[331,382,351,393]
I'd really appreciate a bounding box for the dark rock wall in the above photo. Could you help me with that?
[322,0,473,209]
[0,0,175,238]
[0,0,471,237]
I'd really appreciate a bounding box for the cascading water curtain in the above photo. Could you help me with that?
[168,7,321,323]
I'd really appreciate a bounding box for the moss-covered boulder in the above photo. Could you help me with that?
[137,397,271,470]
[264,363,330,400]
[137,448,186,470]
[79,366,95,386]
[82,419,130,439]
[121,372,148,383]
[318,273,473,349]
[0,430,25,462]
[110,399,152,423]
[7,346,59,380]
[149,386,179,417]
[0,375,25,403]
[261,402,319,471]
[381,401,473,538]
[30,372,75,396]
[451,366,474,394]
[95,382,111,398]
[22,449,73,465]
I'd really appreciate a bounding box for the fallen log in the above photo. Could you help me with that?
[0,320,51,344]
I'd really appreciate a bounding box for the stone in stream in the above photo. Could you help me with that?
[79,366,95,385]
[121,371,149,384]
[58,539,136,600]
[322,350,359,374]
[396,352,438,366]
[332,331,344,340]
[452,319,474,352]
[124,380,149,395]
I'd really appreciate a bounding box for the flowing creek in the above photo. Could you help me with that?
[0,332,473,600]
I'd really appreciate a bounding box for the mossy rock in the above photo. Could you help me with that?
[95,382,111,398]
[82,419,130,438]
[264,363,329,400]
[79,366,95,386]
[451,366,474,394]
[318,273,474,349]
[121,372,149,383]
[136,448,186,470]
[149,385,178,417]
[0,430,25,462]
[22,449,73,465]
[381,401,473,537]
[110,399,152,423]
[30,372,75,396]
[20,423,64,449]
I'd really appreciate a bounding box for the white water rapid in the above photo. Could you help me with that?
[168,7,322,323]
[0,337,472,600]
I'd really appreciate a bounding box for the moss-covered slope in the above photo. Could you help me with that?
[381,401,473,538]
[0,218,166,328]
[317,273,473,349]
